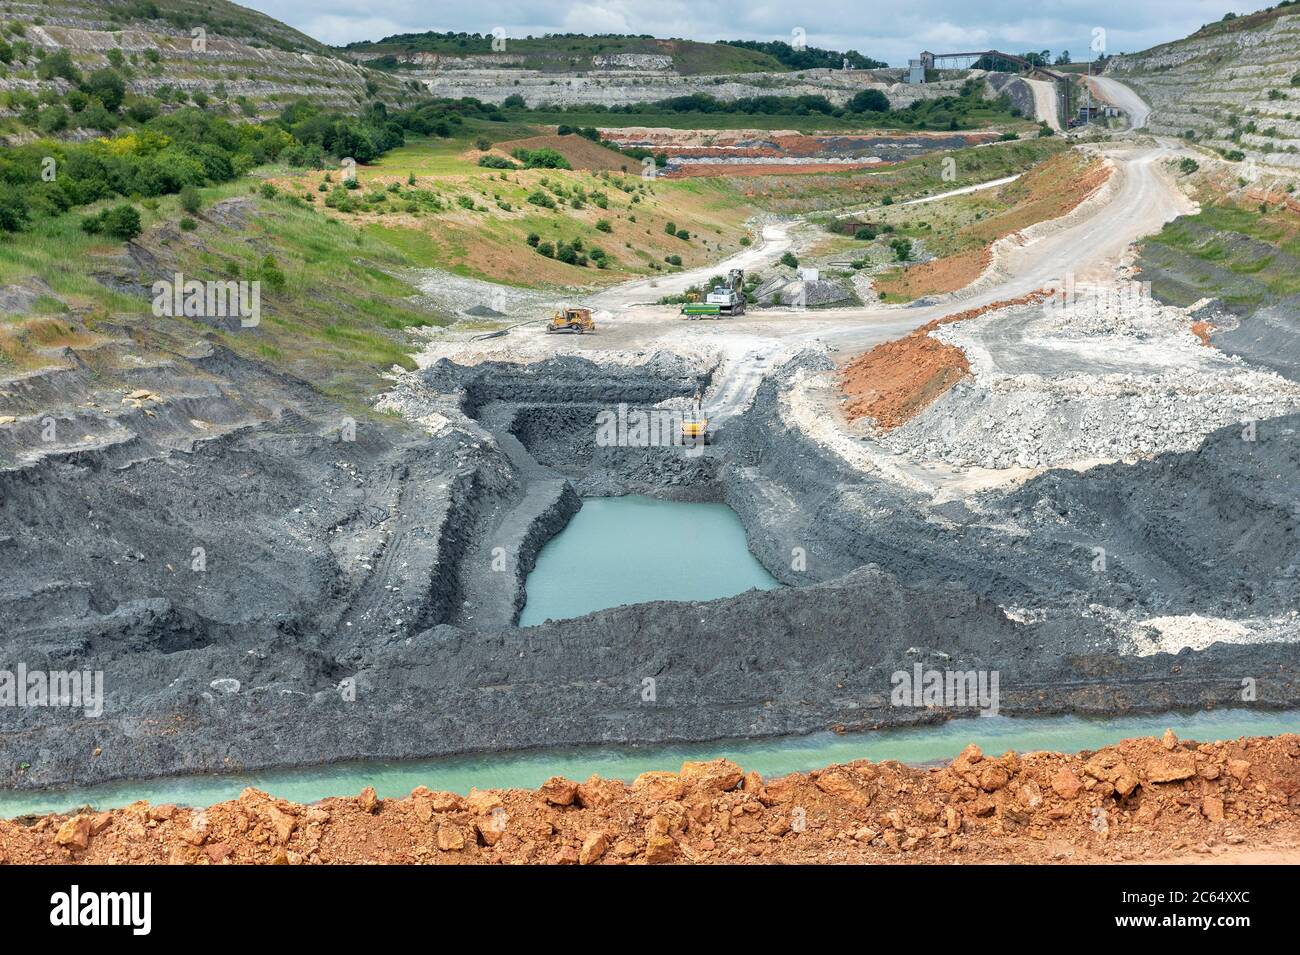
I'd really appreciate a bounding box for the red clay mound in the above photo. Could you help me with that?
[841,289,1051,429]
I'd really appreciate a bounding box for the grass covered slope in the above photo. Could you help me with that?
[268,123,757,287]
[0,170,451,396]
[1136,169,1300,380]
[1140,199,1300,313]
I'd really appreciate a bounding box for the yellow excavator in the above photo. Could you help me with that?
[681,387,709,446]
[546,306,596,334]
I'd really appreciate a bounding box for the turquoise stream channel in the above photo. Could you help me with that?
[518,495,781,627]
[2,710,1297,818]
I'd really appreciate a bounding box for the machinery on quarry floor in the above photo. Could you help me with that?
[547,306,596,334]
[682,269,746,318]
[681,386,709,445]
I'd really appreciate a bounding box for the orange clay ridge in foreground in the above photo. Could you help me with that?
[840,289,1052,429]
[5,732,1299,864]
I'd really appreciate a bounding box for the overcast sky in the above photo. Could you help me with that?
[246,0,1275,66]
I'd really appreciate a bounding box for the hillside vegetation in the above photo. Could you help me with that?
[720,137,1065,216]
[268,122,756,287]
[342,32,887,76]
[0,0,417,125]
[1106,4,1300,170]
[1140,193,1300,312]
[514,79,1023,132]
[870,149,1107,300]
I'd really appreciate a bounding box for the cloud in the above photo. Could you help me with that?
[297,15,408,46]
[247,0,1278,66]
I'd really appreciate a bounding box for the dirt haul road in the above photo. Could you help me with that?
[589,224,794,311]
[1023,77,1063,131]
[1091,76,1152,130]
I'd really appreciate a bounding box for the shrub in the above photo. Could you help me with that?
[854,226,877,241]
[126,98,160,123]
[258,255,287,290]
[890,237,913,261]
[595,218,612,232]
[79,105,117,131]
[526,190,556,209]
[536,241,555,258]
[477,154,516,169]
[37,105,68,133]
[780,251,799,268]
[665,254,682,266]
[81,204,142,241]
[179,216,197,231]
[324,187,359,212]
[526,233,540,247]
[1178,157,1199,174]
[0,185,30,233]
[512,147,571,169]
[179,185,202,214]
[83,69,127,112]
[739,236,751,246]
[665,221,677,235]
[848,89,889,113]
[37,48,80,83]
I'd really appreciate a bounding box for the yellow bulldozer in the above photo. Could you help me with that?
[546,306,596,334]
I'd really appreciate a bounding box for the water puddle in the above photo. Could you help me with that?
[518,495,779,626]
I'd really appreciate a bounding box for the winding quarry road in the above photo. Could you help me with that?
[1023,77,1063,131]
[1091,76,1152,130]
[816,141,1195,353]
[496,82,1175,420]
[590,224,793,311]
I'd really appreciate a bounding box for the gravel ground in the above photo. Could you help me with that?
[877,283,1300,470]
